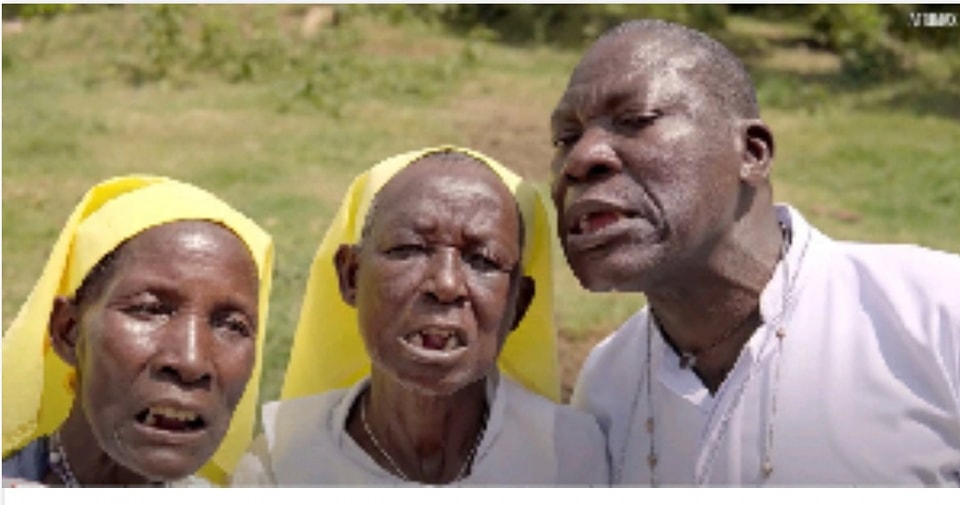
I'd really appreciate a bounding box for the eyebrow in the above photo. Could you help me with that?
[552,75,653,126]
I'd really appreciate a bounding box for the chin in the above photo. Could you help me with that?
[110,427,226,482]
[392,368,488,398]
[569,259,635,292]
[118,448,208,482]
[568,247,665,294]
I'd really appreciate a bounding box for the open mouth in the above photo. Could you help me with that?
[570,209,639,235]
[402,327,466,352]
[135,406,206,433]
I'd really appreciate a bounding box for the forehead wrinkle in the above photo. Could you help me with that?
[390,181,513,237]
[362,156,521,244]
[562,37,699,116]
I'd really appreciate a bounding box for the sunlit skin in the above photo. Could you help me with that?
[334,155,533,484]
[550,28,783,391]
[48,220,260,485]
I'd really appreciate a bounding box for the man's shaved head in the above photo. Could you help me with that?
[590,19,759,120]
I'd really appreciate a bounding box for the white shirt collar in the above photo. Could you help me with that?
[655,204,817,409]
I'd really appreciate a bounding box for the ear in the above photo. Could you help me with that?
[333,244,360,307]
[49,296,80,367]
[509,276,535,331]
[738,119,775,184]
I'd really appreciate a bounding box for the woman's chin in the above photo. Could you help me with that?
[128,454,206,482]
[108,442,214,483]
[390,369,488,398]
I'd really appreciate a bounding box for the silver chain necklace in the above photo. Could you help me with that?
[640,222,796,486]
[359,391,486,483]
[48,431,80,488]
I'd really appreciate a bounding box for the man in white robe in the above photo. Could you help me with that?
[549,19,960,486]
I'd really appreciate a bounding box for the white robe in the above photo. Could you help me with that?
[232,374,609,486]
[572,205,960,486]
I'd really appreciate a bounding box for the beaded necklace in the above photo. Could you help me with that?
[628,221,800,486]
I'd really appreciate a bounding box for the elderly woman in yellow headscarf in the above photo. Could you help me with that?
[231,146,608,486]
[2,176,273,487]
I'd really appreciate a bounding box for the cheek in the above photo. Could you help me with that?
[79,315,151,386]
[75,317,147,424]
[354,262,418,346]
[471,276,515,336]
[360,262,419,314]
[213,339,256,401]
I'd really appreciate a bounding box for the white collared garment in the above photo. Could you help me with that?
[231,373,609,486]
[572,204,960,486]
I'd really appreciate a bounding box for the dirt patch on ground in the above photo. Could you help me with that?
[437,77,559,182]
[557,331,609,402]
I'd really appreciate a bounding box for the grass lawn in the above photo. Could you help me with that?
[4,6,959,403]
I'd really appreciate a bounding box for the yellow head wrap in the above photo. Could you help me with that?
[281,146,560,402]
[2,175,274,485]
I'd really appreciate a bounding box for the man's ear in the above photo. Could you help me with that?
[739,119,775,184]
[334,244,360,307]
[509,276,535,331]
[49,296,80,366]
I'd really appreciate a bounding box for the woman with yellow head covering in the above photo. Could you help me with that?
[2,175,274,487]
[231,146,608,486]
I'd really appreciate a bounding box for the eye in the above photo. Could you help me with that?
[122,300,172,319]
[552,130,581,150]
[615,111,659,131]
[384,243,427,260]
[212,309,255,339]
[464,251,504,273]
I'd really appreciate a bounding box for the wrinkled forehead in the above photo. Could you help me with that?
[383,158,515,215]
[587,33,698,75]
[365,156,522,239]
[557,33,707,112]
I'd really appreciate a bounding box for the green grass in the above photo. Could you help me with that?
[4,7,959,402]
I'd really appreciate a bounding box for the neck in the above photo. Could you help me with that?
[349,370,488,484]
[47,402,155,487]
[647,209,784,393]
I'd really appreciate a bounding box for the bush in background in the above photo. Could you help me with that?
[355,4,728,47]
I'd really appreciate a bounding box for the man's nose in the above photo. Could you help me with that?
[559,126,622,185]
[424,248,468,307]
[151,312,214,389]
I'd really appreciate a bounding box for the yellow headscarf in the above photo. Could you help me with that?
[2,175,274,485]
[281,145,560,403]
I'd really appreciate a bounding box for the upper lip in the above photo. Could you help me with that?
[563,198,638,235]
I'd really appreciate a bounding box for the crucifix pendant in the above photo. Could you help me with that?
[679,352,696,369]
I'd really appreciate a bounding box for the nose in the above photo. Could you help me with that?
[151,312,214,390]
[424,248,468,307]
[558,126,622,186]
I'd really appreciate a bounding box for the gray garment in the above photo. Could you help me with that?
[2,436,48,482]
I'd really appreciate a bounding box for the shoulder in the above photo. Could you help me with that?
[836,241,960,292]
[2,437,48,483]
[496,377,610,485]
[501,376,602,434]
[571,309,648,412]
[252,388,354,473]
[821,241,960,331]
[253,386,360,485]
[268,388,351,419]
[262,387,352,442]
[230,435,276,487]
